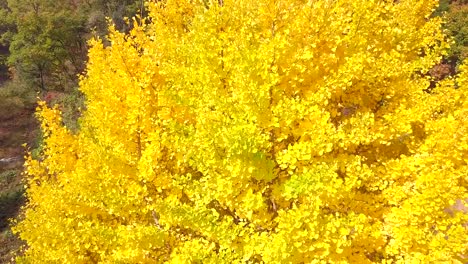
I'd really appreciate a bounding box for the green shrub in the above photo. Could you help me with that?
[0,80,36,119]
[49,89,84,132]
[0,170,18,185]
[444,2,468,64]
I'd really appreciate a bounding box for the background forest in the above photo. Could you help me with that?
[0,0,467,262]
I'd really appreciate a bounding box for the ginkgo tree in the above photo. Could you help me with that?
[14,0,468,263]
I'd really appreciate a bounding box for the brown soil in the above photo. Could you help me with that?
[0,107,37,264]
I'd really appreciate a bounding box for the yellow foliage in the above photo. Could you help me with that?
[14,0,468,263]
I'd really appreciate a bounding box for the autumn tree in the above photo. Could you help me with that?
[14,0,468,263]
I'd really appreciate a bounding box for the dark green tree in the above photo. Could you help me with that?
[82,0,142,37]
[444,2,468,65]
[1,0,88,91]
[0,0,142,91]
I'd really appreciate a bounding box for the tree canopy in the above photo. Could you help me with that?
[13,0,468,263]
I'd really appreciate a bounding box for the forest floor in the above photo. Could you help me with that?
[0,106,37,263]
